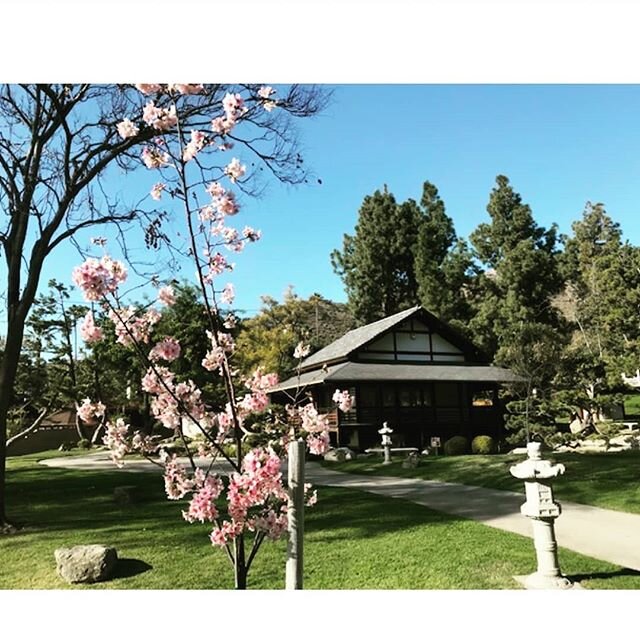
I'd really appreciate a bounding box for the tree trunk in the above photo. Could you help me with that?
[6,407,50,449]
[234,536,247,589]
[0,315,28,529]
[74,411,88,441]
[0,406,8,530]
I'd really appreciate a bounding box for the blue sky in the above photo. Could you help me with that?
[19,84,640,318]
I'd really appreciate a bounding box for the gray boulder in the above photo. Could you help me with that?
[324,447,356,462]
[55,544,118,584]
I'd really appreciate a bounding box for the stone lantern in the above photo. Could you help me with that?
[379,422,393,465]
[509,442,576,589]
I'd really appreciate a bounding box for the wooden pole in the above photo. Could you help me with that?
[286,438,305,589]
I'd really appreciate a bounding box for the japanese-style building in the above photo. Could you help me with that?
[269,306,522,451]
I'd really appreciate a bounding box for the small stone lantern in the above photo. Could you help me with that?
[509,442,576,589]
[379,422,393,465]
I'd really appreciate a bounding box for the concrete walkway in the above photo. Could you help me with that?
[41,453,640,572]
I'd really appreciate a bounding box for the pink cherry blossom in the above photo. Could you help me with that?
[117,118,139,139]
[142,102,178,132]
[210,520,243,547]
[80,311,104,343]
[183,130,206,162]
[293,342,310,359]
[224,158,246,183]
[245,369,278,393]
[158,285,176,306]
[216,192,239,216]
[183,475,224,523]
[206,181,226,198]
[238,390,270,415]
[131,432,157,456]
[77,398,106,424]
[150,182,166,200]
[246,508,288,540]
[135,83,163,95]
[242,226,261,242]
[201,346,225,373]
[109,306,160,346]
[160,451,194,500]
[306,431,330,455]
[220,283,235,305]
[150,337,181,362]
[141,365,175,394]
[208,252,232,276]
[223,313,237,329]
[258,86,277,112]
[211,116,235,136]
[222,92,247,121]
[141,146,170,169]
[72,255,127,301]
[333,389,355,413]
[168,83,204,95]
[103,418,130,467]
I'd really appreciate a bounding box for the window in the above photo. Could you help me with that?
[399,386,421,408]
[472,390,494,407]
[397,384,431,407]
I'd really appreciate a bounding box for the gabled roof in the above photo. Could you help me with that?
[298,305,484,372]
[270,362,524,393]
[299,306,421,371]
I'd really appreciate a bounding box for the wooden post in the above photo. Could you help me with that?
[286,438,305,590]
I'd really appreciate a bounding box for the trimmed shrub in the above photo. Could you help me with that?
[443,436,469,456]
[471,435,496,454]
[76,438,91,450]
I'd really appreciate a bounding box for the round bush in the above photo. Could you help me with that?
[76,438,91,450]
[471,435,496,454]
[443,436,469,456]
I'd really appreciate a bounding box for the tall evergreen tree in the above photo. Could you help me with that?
[555,203,640,428]
[413,181,475,330]
[469,175,564,371]
[331,186,421,323]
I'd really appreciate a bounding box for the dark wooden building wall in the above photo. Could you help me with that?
[314,381,503,451]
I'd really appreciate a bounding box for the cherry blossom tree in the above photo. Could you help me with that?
[0,83,327,532]
[71,84,350,589]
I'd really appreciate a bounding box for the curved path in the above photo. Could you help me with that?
[41,452,640,572]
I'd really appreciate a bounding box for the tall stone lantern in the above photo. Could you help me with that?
[509,442,576,589]
[379,422,393,465]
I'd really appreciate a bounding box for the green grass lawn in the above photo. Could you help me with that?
[624,394,640,418]
[1,452,640,589]
[324,450,640,514]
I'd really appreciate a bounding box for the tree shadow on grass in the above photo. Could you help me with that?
[109,558,153,580]
[567,567,640,582]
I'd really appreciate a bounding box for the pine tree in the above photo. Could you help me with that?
[468,175,564,368]
[331,186,421,323]
[413,181,475,330]
[555,203,640,428]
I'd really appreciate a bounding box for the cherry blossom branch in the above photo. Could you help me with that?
[171,98,248,470]
[245,530,267,573]
[102,295,237,471]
